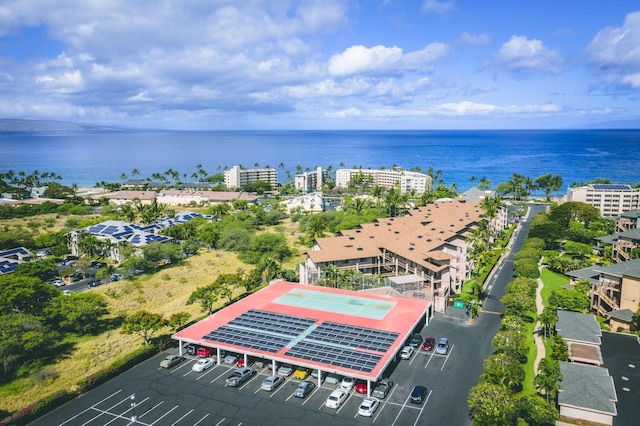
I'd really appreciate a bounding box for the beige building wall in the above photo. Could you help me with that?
[620,276,640,311]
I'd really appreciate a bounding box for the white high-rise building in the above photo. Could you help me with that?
[224,166,278,189]
[567,184,640,216]
[295,167,327,192]
[335,167,431,194]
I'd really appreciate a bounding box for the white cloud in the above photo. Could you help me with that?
[458,32,491,46]
[421,0,454,14]
[497,35,564,76]
[328,43,448,76]
[585,11,640,90]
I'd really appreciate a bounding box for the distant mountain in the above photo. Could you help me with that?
[0,118,129,132]
[581,117,640,129]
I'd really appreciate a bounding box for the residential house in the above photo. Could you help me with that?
[101,190,156,206]
[0,247,31,275]
[567,259,640,332]
[558,361,617,426]
[156,190,258,206]
[279,192,325,213]
[555,310,603,365]
[301,199,505,312]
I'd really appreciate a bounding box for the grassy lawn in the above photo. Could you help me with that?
[522,319,537,395]
[0,217,308,416]
[539,267,569,305]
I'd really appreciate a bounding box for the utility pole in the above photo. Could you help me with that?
[130,394,137,423]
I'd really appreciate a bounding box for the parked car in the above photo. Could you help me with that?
[435,337,449,355]
[253,359,266,369]
[355,381,368,394]
[224,353,239,364]
[87,279,102,287]
[340,376,356,391]
[51,278,65,287]
[192,357,214,372]
[294,380,316,398]
[372,378,394,399]
[237,357,253,368]
[410,385,428,404]
[422,336,436,351]
[111,272,123,281]
[293,367,310,380]
[184,344,197,356]
[197,347,213,358]
[409,333,423,347]
[325,373,341,385]
[400,346,414,359]
[311,370,325,382]
[160,354,183,368]
[358,397,380,417]
[277,363,293,376]
[225,367,256,387]
[325,389,348,409]
[261,374,284,391]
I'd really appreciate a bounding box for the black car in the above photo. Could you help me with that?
[410,385,428,404]
[409,333,423,347]
[87,279,102,287]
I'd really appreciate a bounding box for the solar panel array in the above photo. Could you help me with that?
[0,259,19,274]
[201,309,402,374]
[0,247,31,258]
[229,309,316,336]
[284,341,381,372]
[306,322,398,352]
[593,184,631,190]
[203,326,291,353]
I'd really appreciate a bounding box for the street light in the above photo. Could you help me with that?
[130,394,137,423]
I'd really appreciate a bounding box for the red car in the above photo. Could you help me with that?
[422,336,436,351]
[197,347,212,357]
[355,381,369,394]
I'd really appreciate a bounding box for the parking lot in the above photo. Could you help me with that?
[34,311,490,426]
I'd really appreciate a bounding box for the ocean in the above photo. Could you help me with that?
[1,129,638,193]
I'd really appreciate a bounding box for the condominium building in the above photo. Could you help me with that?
[567,184,640,216]
[300,199,506,312]
[295,167,327,192]
[335,167,432,194]
[224,165,278,189]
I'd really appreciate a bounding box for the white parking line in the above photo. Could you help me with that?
[138,401,164,420]
[59,389,123,425]
[192,413,210,425]
[440,345,454,371]
[170,409,193,425]
[81,394,140,426]
[149,404,180,425]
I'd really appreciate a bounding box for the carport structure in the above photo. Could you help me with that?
[172,281,431,394]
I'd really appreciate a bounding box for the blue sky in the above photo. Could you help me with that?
[0,0,639,130]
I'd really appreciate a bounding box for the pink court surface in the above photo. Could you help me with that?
[173,281,431,381]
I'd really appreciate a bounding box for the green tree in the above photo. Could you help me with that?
[538,307,558,340]
[186,284,220,315]
[563,241,593,258]
[479,353,525,391]
[167,311,191,332]
[534,358,562,403]
[468,383,519,426]
[549,288,590,312]
[534,173,563,202]
[492,329,529,363]
[238,233,292,264]
[0,274,60,315]
[549,201,601,228]
[120,311,165,345]
[0,313,58,376]
[217,227,252,252]
[44,292,108,334]
[519,394,559,426]
[501,292,536,318]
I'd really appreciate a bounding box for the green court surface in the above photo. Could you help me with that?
[273,288,396,320]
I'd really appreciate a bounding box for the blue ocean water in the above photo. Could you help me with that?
[0,129,638,193]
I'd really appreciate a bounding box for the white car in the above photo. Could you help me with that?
[435,337,449,355]
[224,353,239,364]
[400,346,414,359]
[358,397,380,417]
[261,374,284,391]
[340,376,356,391]
[192,357,214,372]
[325,389,348,409]
[277,363,293,376]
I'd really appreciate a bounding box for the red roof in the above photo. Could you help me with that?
[172,281,431,381]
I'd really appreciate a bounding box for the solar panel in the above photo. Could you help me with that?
[0,247,30,257]
[306,322,398,353]
[285,341,382,372]
[229,309,316,336]
[592,184,631,190]
[203,326,291,353]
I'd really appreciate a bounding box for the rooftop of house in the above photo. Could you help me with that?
[307,199,481,270]
[556,310,602,345]
[558,361,617,415]
[568,258,640,282]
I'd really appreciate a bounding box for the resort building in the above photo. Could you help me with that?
[300,199,505,312]
[614,209,640,233]
[279,192,325,213]
[335,167,431,194]
[156,190,258,206]
[566,184,640,216]
[224,165,278,189]
[294,167,327,192]
[567,259,640,332]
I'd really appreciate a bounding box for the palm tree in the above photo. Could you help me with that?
[323,264,340,288]
[535,358,562,403]
[539,307,558,341]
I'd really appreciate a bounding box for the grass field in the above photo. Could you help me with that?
[0,216,308,415]
[539,267,570,305]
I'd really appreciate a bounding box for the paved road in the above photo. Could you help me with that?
[32,205,545,426]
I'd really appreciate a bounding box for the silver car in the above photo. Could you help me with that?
[435,337,449,355]
[261,374,284,391]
